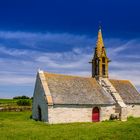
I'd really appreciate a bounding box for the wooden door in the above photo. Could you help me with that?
[92,107,99,122]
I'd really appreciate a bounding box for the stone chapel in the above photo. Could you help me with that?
[32,27,140,123]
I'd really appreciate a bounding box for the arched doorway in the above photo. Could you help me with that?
[92,107,100,122]
[38,105,42,121]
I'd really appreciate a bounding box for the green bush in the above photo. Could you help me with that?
[16,99,31,106]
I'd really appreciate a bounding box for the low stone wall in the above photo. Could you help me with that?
[127,104,140,117]
[0,106,31,112]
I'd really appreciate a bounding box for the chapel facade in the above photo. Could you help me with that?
[32,27,140,123]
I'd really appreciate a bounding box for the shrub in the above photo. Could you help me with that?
[16,99,31,106]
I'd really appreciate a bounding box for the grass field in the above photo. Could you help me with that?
[0,112,140,140]
[0,98,32,106]
[0,99,17,105]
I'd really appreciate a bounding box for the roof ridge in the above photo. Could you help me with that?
[44,72,92,79]
[109,79,130,82]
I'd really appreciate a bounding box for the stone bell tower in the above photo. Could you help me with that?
[90,26,110,79]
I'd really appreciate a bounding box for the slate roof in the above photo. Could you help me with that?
[110,79,140,104]
[44,72,115,105]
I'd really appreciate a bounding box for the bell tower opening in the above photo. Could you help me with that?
[102,64,105,75]
[95,58,99,75]
[102,57,105,63]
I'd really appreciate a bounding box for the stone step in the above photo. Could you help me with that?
[100,78,127,108]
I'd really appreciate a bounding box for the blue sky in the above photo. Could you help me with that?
[0,0,140,98]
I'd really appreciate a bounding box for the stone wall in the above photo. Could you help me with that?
[32,73,48,122]
[127,104,140,117]
[100,105,116,121]
[48,105,115,124]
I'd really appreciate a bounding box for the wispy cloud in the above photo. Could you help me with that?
[0,46,28,56]
[0,31,140,97]
[0,31,95,51]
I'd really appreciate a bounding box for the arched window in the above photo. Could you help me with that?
[92,107,100,122]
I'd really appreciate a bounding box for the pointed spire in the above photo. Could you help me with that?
[91,25,110,78]
[96,26,104,57]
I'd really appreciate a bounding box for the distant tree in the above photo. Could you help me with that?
[21,95,30,99]
[13,95,30,99]
[30,97,33,100]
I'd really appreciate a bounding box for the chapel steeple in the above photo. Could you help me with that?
[90,26,110,78]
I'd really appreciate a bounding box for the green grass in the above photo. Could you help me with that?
[0,112,140,140]
[0,99,32,107]
[0,99,17,105]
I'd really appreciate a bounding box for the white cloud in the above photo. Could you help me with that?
[0,74,34,85]
[0,31,140,97]
[0,31,95,49]
[0,46,28,56]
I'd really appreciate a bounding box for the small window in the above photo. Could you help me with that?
[96,59,98,65]
[102,57,105,63]
[95,59,99,75]
[95,66,98,75]
[102,64,105,75]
